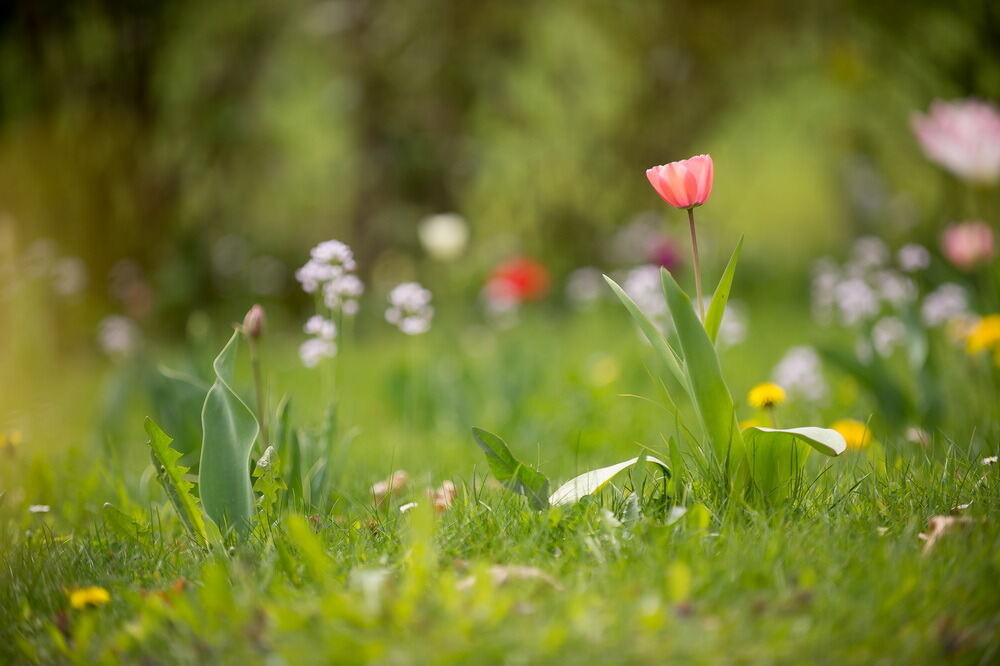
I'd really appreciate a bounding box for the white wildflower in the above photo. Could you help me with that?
[299,338,337,368]
[851,236,889,270]
[51,257,88,296]
[920,283,968,327]
[304,315,337,340]
[623,265,666,324]
[565,267,604,306]
[834,277,880,325]
[323,273,364,315]
[772,346,828,402]
[97,315,140,358]
[872,316,906,357]
[898,243,931,272]
[418,213,469,261]
[874,270,917,307]
[386,282,434,335]
[28,505,50,513]
[310,240,356,271]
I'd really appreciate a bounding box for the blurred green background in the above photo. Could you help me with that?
[0,0,998,461]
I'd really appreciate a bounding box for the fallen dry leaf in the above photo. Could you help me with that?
[918,515,976,555]
[371,470,408,504]
[457,565,561,591]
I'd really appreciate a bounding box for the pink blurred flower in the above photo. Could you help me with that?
[912,99,1000,185]
[485,257,550,308]
[648,237,682,271]
[645,154,714,209]
[941,221,995,271]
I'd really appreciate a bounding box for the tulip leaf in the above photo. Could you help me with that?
[152,366,209,471]
[144,417,209,545]
[548,455,670,506]
[199,331,259,538]
[742,426,845,503]
[743,426,847,457]
[660,269,744,465]
[471,427,550,510]
[604,275,689,395]
[704,237,743,344]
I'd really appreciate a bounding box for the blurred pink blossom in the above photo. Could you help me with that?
[941,221,995,271]
[911,99,1000,184]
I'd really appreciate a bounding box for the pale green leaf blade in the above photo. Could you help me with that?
[744,426,847,457]
[548,455,670,506]
[144,417,209,545]
[604,275,688,393]
[704,237,743,344]
[660,269,744,464]
[199,331,259,538]
[471,427,550,509]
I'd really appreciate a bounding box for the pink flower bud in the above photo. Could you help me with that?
[941,221,995,271]
[645,154,714,210]
[242,304,266,339]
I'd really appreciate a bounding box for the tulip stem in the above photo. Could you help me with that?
[687,207,705,320]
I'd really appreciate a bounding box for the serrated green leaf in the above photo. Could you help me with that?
[253,446,286,528]
[102,502,145,541]
[471,427,550,510]
[548,455,670,506]
[704,237,743,344]
[144,417,209,545]
[660,269,744,466]
[199,331,259,538]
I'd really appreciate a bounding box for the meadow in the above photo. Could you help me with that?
[2,2,1000,664]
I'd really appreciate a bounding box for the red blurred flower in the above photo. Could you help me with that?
[486,257,550,308]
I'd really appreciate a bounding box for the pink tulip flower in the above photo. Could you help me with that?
[912,99,1000,185]
[645,154,714,209]
[941,221,995,271]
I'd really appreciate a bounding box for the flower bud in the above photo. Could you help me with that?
[243,304,266,339]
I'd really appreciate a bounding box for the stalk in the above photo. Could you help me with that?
[687,207,705,320]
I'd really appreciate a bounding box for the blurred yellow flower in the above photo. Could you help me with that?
[966,314,1000,354]
[830,419,872,450]
[748,382,786,409]
[69,586,110,610]
[0,430,22,451]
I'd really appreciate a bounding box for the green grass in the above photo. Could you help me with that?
[2,304,999,664]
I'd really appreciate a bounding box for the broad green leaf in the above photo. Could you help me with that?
[660,269,744,465]
[704,237,743,344]
[144,417,209,545]
[604,275,689,395]
[743,427,845,503]
[548,455,670,506]
[743,426,847,457]
[152,366,209,469]
[199,331,259,538]
[471,427,550,509]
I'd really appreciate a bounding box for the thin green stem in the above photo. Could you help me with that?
[687,207,705,320]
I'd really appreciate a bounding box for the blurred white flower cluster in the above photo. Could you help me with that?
[811,236,971,360]
[771,346,827,402]
[620,264,746,346]
[296,240,364,316]
[418,213,469,261]
[296,239,363,368]
[386,282,434,335]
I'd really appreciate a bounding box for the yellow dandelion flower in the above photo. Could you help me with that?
[966,315,1000,354]
[830,419,872,451]
[0,431,21,451]
[69,586,110,610]
[747,382,786,409]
